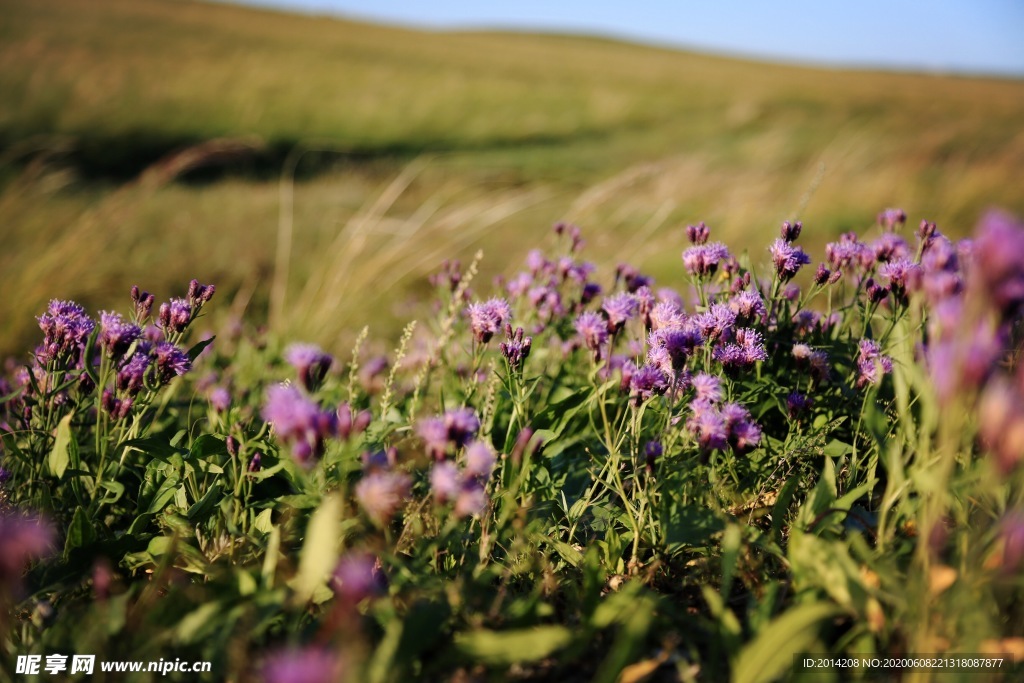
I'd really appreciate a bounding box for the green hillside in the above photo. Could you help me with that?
[2,0,1022,352]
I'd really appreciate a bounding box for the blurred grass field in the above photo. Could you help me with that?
[2,0,1023,354]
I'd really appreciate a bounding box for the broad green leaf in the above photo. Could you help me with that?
[294,495,342,602]
[253,509,274,534]
[63,506,96,557]
[732,602,841,683]
[186,336,216,362]
[186,482,223,523]
[454,625,573,665]
[48,414,73,479]
[175,602,221,643]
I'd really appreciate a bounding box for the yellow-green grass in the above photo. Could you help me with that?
[2,0,1023,355]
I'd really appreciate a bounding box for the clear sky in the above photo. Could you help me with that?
[232,0,1024,76]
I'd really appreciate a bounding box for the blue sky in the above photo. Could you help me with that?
[232,0,1024,76]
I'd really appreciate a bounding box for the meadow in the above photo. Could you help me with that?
[2,1,1024,681]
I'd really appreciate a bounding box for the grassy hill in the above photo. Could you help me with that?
[2,0,1023,353]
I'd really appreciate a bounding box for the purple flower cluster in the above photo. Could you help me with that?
[855,339,893,388]
[416,408,481,460]
[0,513,55,592]
[499,324,532,371]
[647,326,701,377]
[686,397,761,453]
[332,552,384,605]
[98,311,141,360]
[769,238,812,282]
[682,242,731,278]
[262,384,367,465]
[712,328,768,371]
[284,343,333,392]
[158,298,192,334]
[629,364,669,405]
[466,298,512,344]
[601,292,638,332]
[36,299,94,365]
[574,311,608,358]
[263,647,344,683]
[430,440,497,518]
[356,466,412,527]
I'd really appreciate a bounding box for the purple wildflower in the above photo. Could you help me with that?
[130,286,155,321]
[879,257,918,300]
[877,208,907,230]
[644,441,663,471]
[786,392,812,418]
[284,343,333,392]
[685,222,710,245]
[0,514,55,591]
[971,209,1024,317]
[152,342,191,384]
[575,311,608,357]
[97,311,141,360]
[649,301,686,332]
[506,272,533,298]
[248,453,262,472]
[464,441,497,480]
[499,324,532,371]
[466,298,512,344]
[728,290,766,324]
[814,263,832,286]
[416,418,448,459]
[526,249,548,275]
[647,327,701,376]
[444,408,480,448]
[186,279,216,307]
[602,292,638,332]
[116,352,151,396]
[780,220,802,242]
[693,303,736,343]
[262,384,336,464]
[355,470,411,526]
[101,389,132,421]
[37,299,94,363]
[682,242,730,278]
[430,461,462,502]
[263,647,344,683]
[691,373,722,403]
[825,232,870,271]
[872,233,910,263]
[770,238,812,281]
[158,298,192,334]
[629,364,669,404]
[430,259,463,291]
[333,552,383,604]
[686,401,729,451]
[454,484,488,518]
[856,339,893,388]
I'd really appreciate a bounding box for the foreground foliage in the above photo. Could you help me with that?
[2,209,1024,682]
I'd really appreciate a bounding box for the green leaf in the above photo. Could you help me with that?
[186,482,223,523]
[253,509,274,534]
[454,626,573,666]
[186,335,216,362]
[663,504,725,554]
[48,414,73,479]
[732,602,841,683]
[64,506,97,557]
[175,602,221,643]
[294,495,342,602]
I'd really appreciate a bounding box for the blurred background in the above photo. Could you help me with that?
[2,0,1023,355]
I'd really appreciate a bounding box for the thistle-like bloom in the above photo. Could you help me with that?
[454,484,489,518]
[686,401,729,451]
[769,238,812,281]
[691,373,722,403]
[98,311,141,360]
[813,263,833,286]
[693,303,736,344]
[355,470,411,526]
[971,209,1024,317]
[444,408,480,447]
[879,258,918,301]
[130,286,155,321]
[877,208,907,230]
[333,552,383,604]
[336,403,372,441]
[780,220,802,242]
[685,222,710,245]
[186,279,216,307]
[417,418,449,460]
[871,233,910,263]
[575,311,608,356]
[263,647,344,683]
[499,324,532,371]
[284,343,333,392]
[647,327,701,376]
[682,242,730,278]
[629,364,669,405]
[825,232,870,271]
[856,339,893,388]
[728,290,766,324]
[152,342,191,385]
[0,513,55,590]
[158,298,192,334]
[466,298,512,343]
[37,299,95,363]
[101,389,132,421]
[786,392,812,418]
[116,352,150,395]
[649,301,686,332]
[464,440,497,480]
[430,461,462,502]
[262,384,337,464]
[602,292,638,332]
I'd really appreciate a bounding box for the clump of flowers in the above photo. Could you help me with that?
[466,298,512,343]
[285,343,333,392]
